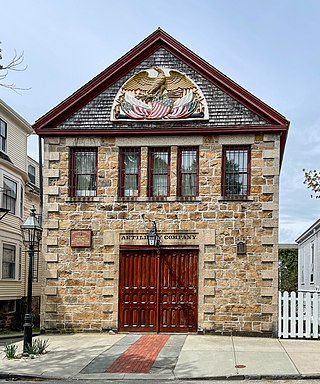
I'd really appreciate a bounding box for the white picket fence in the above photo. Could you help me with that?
[278,291,320,338]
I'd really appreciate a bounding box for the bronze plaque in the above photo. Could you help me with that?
[70,230,92,248]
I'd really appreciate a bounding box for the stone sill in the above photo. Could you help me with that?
[117,197,201,203]
[66,197,100,203]
[218,195,254,202]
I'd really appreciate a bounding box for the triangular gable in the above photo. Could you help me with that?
[33,28,289,158]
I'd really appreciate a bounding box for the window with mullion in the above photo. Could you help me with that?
[70,148,97,197]
[177,147,198,197]
[119,148,140,197]
[2,244,16,279]
[28,164,36,184]
[149,148,170,197]
[0,119,7,152]
[3,177,17,214]
[222,146,251,198]
[310,242,315,283]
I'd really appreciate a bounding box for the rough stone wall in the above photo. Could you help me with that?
[41,132,280,336]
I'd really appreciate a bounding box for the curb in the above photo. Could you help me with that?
[0,372,58,381]
[0,332,41,341]
[2,372,320,381]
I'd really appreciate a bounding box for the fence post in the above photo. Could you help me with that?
[297,292,304,338]
[283,291,289,338]
[278,291,282,338]
[290,291,296,338]
[312,293,319,338]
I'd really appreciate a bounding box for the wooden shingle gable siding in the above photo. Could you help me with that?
[55,48,268,131]
[33,30,289,157]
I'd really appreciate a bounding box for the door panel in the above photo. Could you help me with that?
[118,248,198,332]
[119,250,157,331]
[159,250,198,332]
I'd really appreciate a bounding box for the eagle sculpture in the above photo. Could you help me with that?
[122,67,195,102]
[116,67,203,120]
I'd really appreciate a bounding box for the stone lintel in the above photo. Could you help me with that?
[218,134,255,145]
[45,137,60,145]
[66,137,101,147]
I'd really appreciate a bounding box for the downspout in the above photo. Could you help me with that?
[38,135,43,222]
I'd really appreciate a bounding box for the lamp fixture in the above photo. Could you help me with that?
[237,240,246,255]
[147,220,161,248]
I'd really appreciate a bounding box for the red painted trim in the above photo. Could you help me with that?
[148,147,170,197]
[38,123,288,165]
[221,145,251,197]
[69,147,98,197]
[37,123,288,136]
[177,147,199,197]
[118,147,140,198]
[33,29,289,130]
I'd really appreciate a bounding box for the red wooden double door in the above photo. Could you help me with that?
[118,248,198,332]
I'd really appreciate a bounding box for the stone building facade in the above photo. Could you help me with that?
[34,29,289,336]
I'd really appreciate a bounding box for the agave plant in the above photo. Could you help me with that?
[4,343,18,359]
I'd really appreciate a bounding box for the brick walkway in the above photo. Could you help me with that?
[106,335,170,373]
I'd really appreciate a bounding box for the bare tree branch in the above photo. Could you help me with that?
[0,43,30,92]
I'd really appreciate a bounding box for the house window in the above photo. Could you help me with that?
[148,148,170,197]
[2,244,16,279]
[222,146,250,198]
[69,148,97,197]
[0,300,16,313]
[3,177,17,214]
[177,147,198,197]
[310,243,315,283]
[119,148,140,197]
[20,186,23,217]
[28,164,36,184]
[0,119,7,152]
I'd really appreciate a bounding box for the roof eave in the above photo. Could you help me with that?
[33,28,289,131]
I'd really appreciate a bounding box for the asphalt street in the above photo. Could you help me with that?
[1,380,320,384]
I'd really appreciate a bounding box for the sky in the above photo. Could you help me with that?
[1,0,320,244]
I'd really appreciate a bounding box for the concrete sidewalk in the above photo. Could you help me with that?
[1,333,320,380]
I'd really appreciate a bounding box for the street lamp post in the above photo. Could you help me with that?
[20,205,42,352]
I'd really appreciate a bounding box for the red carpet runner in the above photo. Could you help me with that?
[106,335,170,373]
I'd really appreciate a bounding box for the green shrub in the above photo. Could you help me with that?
[4,344,18,359]
[25,338,49,355]
[279,247,298,292]
[34,338,49,354]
